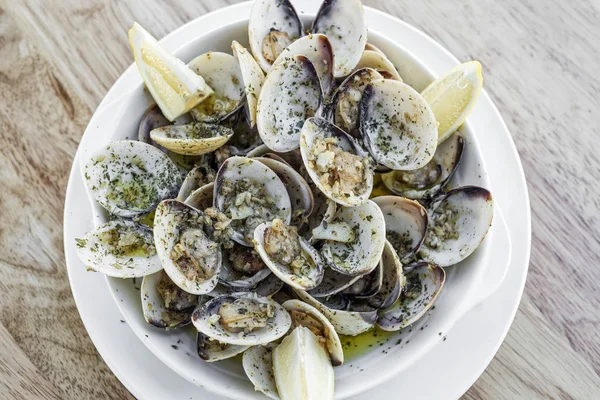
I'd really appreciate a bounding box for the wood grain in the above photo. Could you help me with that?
[0,0,598,399]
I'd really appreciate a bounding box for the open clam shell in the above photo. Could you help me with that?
[377,262,445,331]
[219,243,271,288]
[184,182,214,211]
[177,164,216,201]
[331,68,384,137]
[257,55,323,152]
[138,104,170,151]
[192,292,291,345]
[300,117,374,207]
[342,261,383,298]
[242,344,280,400]
[84,140,182,217]
[231,41,266,128]
[307,267,361,298]
[153,200,221,295]
[141,270,197,330]
[275,33,335,97]
[367,240,404,309]
[312,0,367,78]
[382,133,465,202]
[76,220,162,278]
[187,52,245,122]
[150,122,234,156]
[353,50,402,81]
[295,289,377,336]
[321,200,386,276]
[419,186,494,267]
[373,196,429,261]
[360,79,438,170]
[214,156,292,246]
[254,221,325,290]
[197,332,249,363]
[283,299,344,366]
[248,0,303,73]
[254,157,314,226]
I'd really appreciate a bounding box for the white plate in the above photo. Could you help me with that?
[64,1,530,399]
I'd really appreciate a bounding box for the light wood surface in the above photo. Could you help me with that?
[0,0,598,399]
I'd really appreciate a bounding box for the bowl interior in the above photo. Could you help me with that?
[87,15,493,400]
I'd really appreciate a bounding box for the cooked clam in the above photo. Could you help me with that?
[187,52,245,123]
[254,219,325,290]
[214,156,292,246]
[360,79,438,170]
[76,220,162,278]
[321,200,386,276]
[184,182,214,211]
[300,117,374,207]
[197,332,249,363]
[192,292,291,345]
[353,50,402,81]
[373,196,429,261]
[382,133,465,201]
[342,261,383,298]
[331,68,384,137]
[150,122,234,156]
[282,299,344,366]
[295,289,377,336]
[377,262,445,331]
[248,0,303,73]
[84,140,182,217]
[312,0,367,78]
[257,55,323,152]
[209,272,284,298]
[219,243,271,288]
[231,41,266,128]
[419,186,494,267]
[153,200,223,295]
[177,164,216,201]
[254,157,314,227]
[141,270,197,330]
[275,33,335,96]
[307,266,361,298]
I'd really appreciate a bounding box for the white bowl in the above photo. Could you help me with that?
[76,3,512,399]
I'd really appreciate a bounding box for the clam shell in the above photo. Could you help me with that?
[76,220,162,278]
[141,270,197,330]
[153,200,221,295]
[214,156,292,246]
[219,243,271,288]
[283,299,344,366]
[353,50,402,81]
[367,240,404,309]
[342,261,383,298]
[257,55,322,152]
[382,133,465,201]
[188,52,245,123]
[254,222,325,290]
[184,182,214,211]
[248,0,303,73]
[377,263,445,331]
[321,200,386,276]
[373,196,429,261]
[312,0,367,78]
[300,117,374,207]
[84,140,182,217]
[192,292,291,345]
[419,186,494,267]
[150,123,233,156]
[232,41,266,128]
[307,267,361,298]
[177,164,215,201]
[197,332,249,362]
[295,289,377,336]
[208,273,284,298]
[360,79,438,170]
[242,344,280,399]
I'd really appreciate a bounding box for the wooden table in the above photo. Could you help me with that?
[1,0,598,398]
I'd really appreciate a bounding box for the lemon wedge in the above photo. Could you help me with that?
[421,61,483,143]
[273,326,334,400]
[128,22,213,121]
